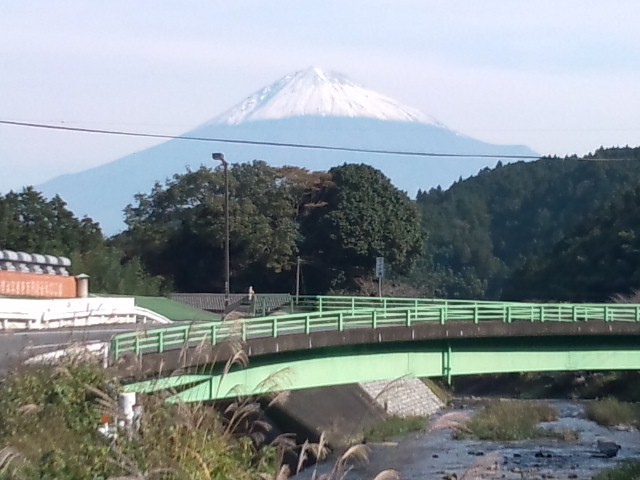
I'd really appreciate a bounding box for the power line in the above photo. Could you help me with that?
[0,119,542,160]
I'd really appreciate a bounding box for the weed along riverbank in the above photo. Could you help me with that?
[3,358,639,479]
[298,398,640,479]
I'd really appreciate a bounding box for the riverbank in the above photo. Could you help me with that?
[297,399,640,479]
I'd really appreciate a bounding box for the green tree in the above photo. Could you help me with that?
[301,164,423,291]
[0,187,103,255]
[0,187,162,296]
[120,162,311,292]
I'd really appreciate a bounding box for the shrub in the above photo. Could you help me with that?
[364,416,427,442]
[593,461,640,480]
[0,359,279,479]
[585,398,640,428]
[458,400,558,441]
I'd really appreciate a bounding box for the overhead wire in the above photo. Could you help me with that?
[0,119,543,160]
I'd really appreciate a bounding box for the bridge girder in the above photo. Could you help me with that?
[123,336,640,402]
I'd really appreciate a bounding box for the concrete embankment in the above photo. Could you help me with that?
[265,379,444,447]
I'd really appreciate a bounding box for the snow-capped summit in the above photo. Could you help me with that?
[212,67,444,126]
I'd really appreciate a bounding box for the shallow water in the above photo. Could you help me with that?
[297,400,640,479]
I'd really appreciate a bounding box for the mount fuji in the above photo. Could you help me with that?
[39,67,538,235]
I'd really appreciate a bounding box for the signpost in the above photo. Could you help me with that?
[375,257,384,297]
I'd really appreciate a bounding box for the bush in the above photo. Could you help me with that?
[458,400,558,441]
[593,461,640,480]
[0,359,279,479]
[364,416,427,442]
[585,398,640,428]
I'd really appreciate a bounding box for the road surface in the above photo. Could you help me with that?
[0,325,141,373]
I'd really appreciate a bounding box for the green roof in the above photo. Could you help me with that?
[134,296,221,322]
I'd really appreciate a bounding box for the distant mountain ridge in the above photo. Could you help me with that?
[38,67,538,235]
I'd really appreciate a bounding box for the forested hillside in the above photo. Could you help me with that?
[411,146,640,300]
[505,184,640,301]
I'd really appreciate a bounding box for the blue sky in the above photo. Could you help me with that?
[1,1,639,193]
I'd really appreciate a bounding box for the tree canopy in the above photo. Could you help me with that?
[0,187,163,295]
[301,163,423,291]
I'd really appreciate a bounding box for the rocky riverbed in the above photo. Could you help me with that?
[298,400,640,479]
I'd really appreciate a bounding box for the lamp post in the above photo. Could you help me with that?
[212,153,230,308]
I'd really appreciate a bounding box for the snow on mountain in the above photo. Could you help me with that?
[38,68,538,235]
[211,67,443,126]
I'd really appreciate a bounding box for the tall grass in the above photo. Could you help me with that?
[0,349,281,479]
[585,398,640,428]
[364,416,427,442]
[455,400,558,441]
[593,461,640,480]
[0,341,394,480]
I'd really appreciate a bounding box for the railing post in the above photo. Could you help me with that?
[372,310,377,329]
[351,297,355,314]
[540,306,544,323]
[242,322,247,341]
[158,331,165,353]
[506,306,512,323]
[111,339,119,362]
[383,297,387,312]
[604,305,609,322]
[405,309,411,327]
[272,318,278,338]
[338,312,344,332]
[473,306,479,324]
[134,336,140,356]
[572,305,577,322]
[305,315,311,335]
[636,306,640,323]
[318,297,323,313]
[439,307,445,325]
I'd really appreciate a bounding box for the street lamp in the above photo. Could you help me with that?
[212,153,230,308]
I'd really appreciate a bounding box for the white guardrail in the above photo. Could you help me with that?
[0,297,171,330]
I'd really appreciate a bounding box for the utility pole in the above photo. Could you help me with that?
[212,153,230,308]
[375,257,384,298]
[295,256,301,305]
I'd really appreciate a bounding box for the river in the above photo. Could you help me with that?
[297,399,640,479]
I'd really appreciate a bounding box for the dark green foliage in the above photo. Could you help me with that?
[594,461,640,480]
[0,361,115,478]
[300,164,423,291]
[584,398,640,428]
[413,147,640,299]
[506,185,640,301]
[0,187,103,256]
[459,400,558,441]
[0,187,164,296]
[364,416,427,442]
[122,162,422,294]
[0,360,278,479]
[120,162,313,293]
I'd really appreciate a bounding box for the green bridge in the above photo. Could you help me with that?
[111,296,640,403]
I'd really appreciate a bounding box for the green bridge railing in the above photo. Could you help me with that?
[110,297,640,361]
